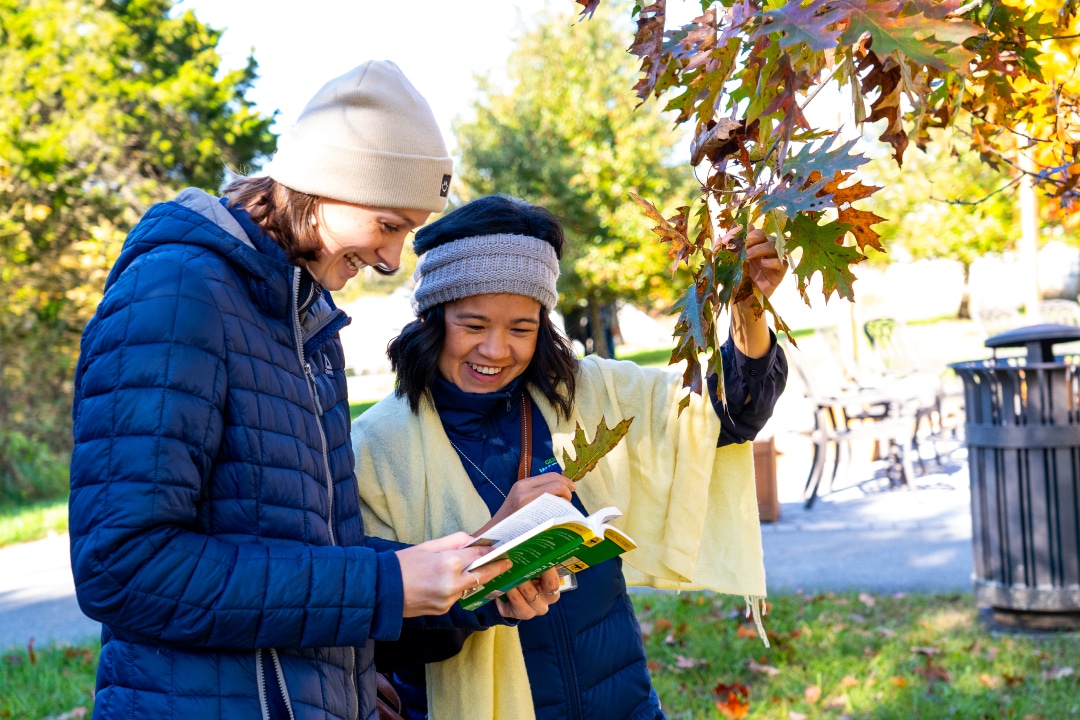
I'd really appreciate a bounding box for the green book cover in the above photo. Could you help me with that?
[459,494,637,611]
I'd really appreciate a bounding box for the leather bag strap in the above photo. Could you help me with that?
[517,393,532,481]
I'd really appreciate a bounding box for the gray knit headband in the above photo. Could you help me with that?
[412,234,560,314]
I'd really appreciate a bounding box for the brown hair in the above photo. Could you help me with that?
[222,175,323,262]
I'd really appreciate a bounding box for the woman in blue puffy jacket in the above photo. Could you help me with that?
[69,62,558,720]
[352,195,789,719]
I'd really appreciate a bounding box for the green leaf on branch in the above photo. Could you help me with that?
[839,0,982,73]
[562,416,635,482]
[786,215,863,302]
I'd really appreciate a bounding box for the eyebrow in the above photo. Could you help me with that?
[454,311,539,325]
[383,209,422,230]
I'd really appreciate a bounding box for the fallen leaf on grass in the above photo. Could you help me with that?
[910,646,940,656]
[847,613,866,624]
[858,592,876,607]
[646,660,664,673]
[913,656,952,687]
[748,659,780,676]
[876,626,897,638]
[1043,665,1075,681]
[713,681,750,719]
[823,694,849,709]
[42,709,87,720]
[639,621,653,638]
[674,654,708,669]
[804,684,821,703]
[27,637,36,665]
[736,625,760,639]
[840,675,859,688]
[1003,673,1025,687]
[655,618,673,632]
[978,673,1001,689]
[788,713,807,720]
[64,647,94,665]
[889,676,908,687]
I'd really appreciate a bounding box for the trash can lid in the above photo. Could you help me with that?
[985,323,1080,363]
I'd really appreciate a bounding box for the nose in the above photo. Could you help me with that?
[478,330,511,361]
[375,235,406,271]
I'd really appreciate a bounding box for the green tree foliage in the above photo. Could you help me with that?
[0,0,275,503]
[454,1,696,356]
[865,128,1019,318]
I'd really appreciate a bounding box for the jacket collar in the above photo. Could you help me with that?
[429,375,524,438]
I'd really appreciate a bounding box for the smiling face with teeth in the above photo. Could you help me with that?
[299,199,431,292]
[437,293,542,394]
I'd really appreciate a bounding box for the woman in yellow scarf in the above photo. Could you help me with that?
[353,195,788,720]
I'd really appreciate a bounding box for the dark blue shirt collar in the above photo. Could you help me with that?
[429,374,524,438]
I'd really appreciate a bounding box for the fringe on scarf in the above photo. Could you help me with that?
[744,595,770,648]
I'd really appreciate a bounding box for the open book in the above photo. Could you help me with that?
[459,493,637,610]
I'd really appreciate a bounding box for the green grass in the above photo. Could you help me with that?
[0,642,98,719]
[350,400,377,420]
[8,591,1076,719]
[634,590,1080,719]
[0,498,68,548]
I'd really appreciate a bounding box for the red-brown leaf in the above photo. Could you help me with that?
[713,681,751,719]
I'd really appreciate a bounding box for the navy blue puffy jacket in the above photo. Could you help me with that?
[70,191,406,720]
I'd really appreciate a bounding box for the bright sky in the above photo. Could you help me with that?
[176,0,703,152]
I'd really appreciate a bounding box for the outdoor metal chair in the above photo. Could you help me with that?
[787,341,921,508]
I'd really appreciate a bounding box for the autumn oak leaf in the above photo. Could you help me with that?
[561,416,634,482]
[786,214,863,302]
[713,681,750,719]
[839,0,983,73]
[630,192,694,272]
[758,0,850,51]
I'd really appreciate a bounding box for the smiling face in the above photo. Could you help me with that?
[437,293,543,394]
[300,200,430,291]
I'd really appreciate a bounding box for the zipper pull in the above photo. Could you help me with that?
[304,363,324,416]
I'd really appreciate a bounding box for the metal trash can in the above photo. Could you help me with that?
[950,323,1080,630]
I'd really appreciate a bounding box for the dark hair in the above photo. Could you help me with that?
[387,195,578,418]
[222,175,322,263]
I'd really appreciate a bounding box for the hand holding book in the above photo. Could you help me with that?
[459,493,636,610]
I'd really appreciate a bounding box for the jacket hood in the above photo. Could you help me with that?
[105,189,295,317]
[106,188,288,290]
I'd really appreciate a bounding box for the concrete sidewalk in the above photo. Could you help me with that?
[0,429,976,652]
[762,431,972,595]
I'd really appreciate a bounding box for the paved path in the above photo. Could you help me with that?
[0,430,976,651]
[0,533,99,651]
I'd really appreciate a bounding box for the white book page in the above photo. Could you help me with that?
[588,507,622,527]
[468,493,582,547]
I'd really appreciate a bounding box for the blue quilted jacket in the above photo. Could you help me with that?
[69,190,406,720]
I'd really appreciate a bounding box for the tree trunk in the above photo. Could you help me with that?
[957,262,972,320]
[587,297,613,359]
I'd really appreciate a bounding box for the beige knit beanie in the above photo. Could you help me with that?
[265,60,453,212]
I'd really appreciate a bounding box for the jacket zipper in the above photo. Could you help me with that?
[290,267,358,717]
[291,267,336,546]
[256,648,296,720]
[551,604,583,720]
[270,649,296,720]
